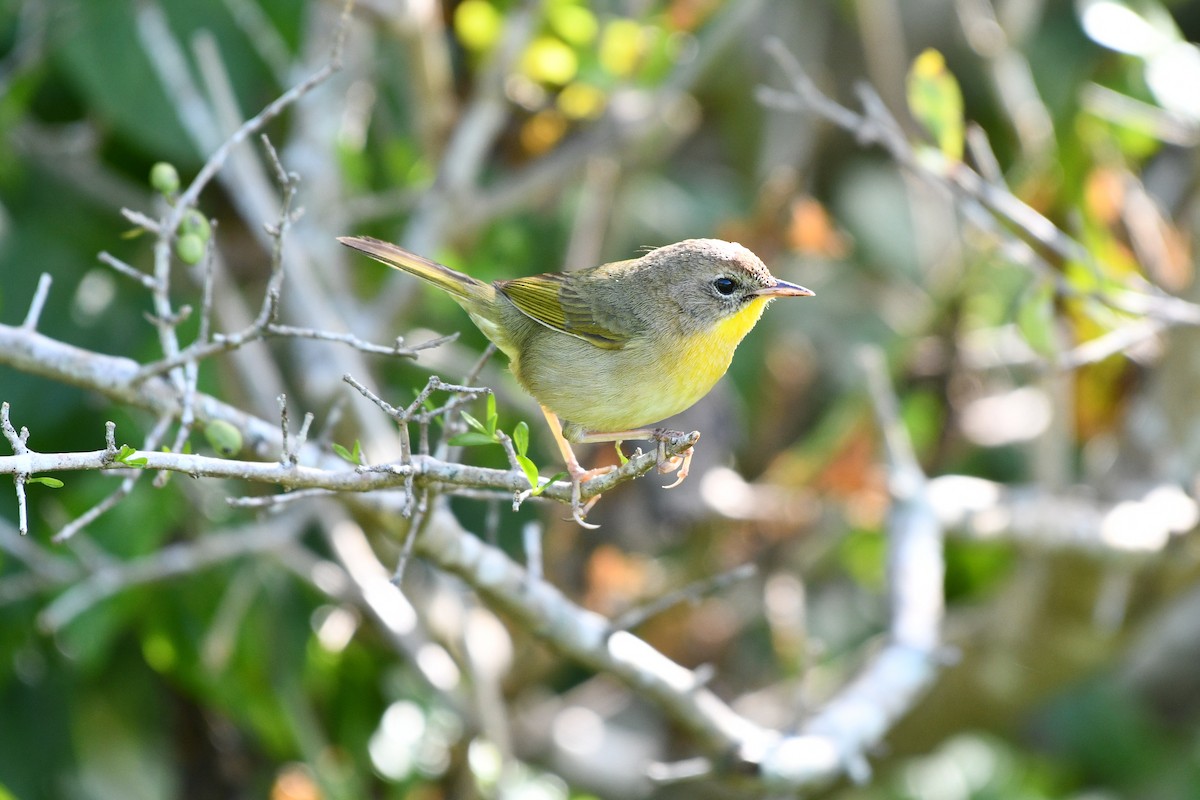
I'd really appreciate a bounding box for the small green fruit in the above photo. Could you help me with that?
[204,419,243,457]
[175,232,205,265]
[150,161,180,195]
[181,209,211,242]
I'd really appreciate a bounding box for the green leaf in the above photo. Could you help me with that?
[512,421,530,457]
[114,444,149,467]
[27,476,64,488]
[516,454,539,488]
[530,471,568,497]
[486,392,498,435]
[460,410,488,435]
[333,440,364,465]
[449,431,499,447]
[907,48,964,161]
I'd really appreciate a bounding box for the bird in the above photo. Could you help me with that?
[340,235,814,525]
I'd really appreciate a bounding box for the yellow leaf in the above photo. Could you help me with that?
[906,48,965,161]
[557,81,606,119]
[599,19,644,77]
[455,0,502,51]
[521,36,579,85]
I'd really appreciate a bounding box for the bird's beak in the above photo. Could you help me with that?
[755,279,815,298]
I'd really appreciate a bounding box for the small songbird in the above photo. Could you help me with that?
[340,236,814,525]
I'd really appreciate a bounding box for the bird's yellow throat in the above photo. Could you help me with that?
[665,296,772,400]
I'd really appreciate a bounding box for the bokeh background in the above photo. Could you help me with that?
[3,0,1200,798]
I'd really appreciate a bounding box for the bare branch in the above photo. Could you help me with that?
[731,347,946,791]
[0,323,286,461]
[416,506,772,755]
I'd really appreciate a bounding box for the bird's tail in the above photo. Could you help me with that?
[338,236,496,307]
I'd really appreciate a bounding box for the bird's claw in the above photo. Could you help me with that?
[660,448,694,489]
[652,429,696,489]
[567,463,614,529]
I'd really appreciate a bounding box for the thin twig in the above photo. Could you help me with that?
[1,403,31,535]
[434,342,497,460]
[389,497,428,586]
[21,274,53,331]
[128,129,429,384]
[98,251,159,291]
[120,208,162,235]
[134,321,449,383]
[278,394,295,466]
[228,487,337,508]
[614,563,757,631]
[344,374,490,425]
[55,416,172,543]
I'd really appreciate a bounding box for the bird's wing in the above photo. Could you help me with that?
[497,273,629,349]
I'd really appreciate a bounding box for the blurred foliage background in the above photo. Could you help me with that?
[3,0,1200,798]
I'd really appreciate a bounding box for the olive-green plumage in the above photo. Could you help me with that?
[338,235,812,443]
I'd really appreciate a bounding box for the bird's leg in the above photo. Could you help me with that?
[540,407,612,528]
[540,410,701,525]
[569,426,698,490]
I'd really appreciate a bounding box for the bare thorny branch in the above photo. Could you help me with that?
[0,15,843,786]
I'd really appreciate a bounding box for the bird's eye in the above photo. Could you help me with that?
[713,276,737,296]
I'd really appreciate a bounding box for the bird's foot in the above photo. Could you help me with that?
[567,462,615,529]
[652,429,697,489]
